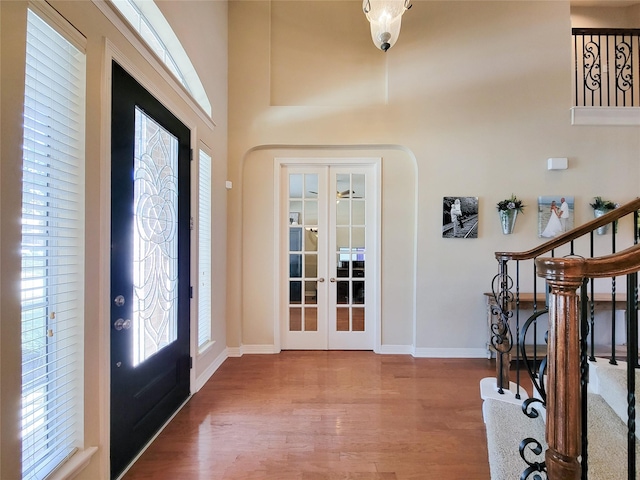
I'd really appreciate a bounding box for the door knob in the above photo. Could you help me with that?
[330,278,336,282]
[114,318,132,331]
[318,278,325,283]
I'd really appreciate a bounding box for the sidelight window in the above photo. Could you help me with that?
[21,7,86,479]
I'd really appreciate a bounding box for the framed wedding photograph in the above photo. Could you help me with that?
[442,196,479,238]
[538,195,574,238]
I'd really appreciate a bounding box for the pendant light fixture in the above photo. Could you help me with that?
[362,0,412,52]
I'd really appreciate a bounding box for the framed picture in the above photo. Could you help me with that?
[289,212,300,225]
[538,195,574,238]
[442,196,479,238]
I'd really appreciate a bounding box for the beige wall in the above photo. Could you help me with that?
[240,147,416,349]
[572,4,640,27]
[0,1,227,478]
[228,1,640,354]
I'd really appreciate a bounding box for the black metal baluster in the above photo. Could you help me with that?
[606,33,609,106]
[516,260,521,400]
[533,260,538,381]
[627,273,637,480]
[590,231,596,362]
[612,228,618,365]
[632,33,636,106]
[573,33,580,107]
[583,32,588,105]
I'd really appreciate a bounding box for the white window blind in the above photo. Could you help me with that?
[198,149,212,349]
[21,8,86,480]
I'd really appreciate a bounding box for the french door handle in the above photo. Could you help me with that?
[318,278,325,283]
[330,278,336,283]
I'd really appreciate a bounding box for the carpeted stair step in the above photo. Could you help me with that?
[483,393,639,480]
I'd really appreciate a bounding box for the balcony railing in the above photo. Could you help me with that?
[573,28,640,107]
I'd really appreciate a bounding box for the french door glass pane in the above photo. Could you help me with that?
[289,307,302,331]
[334,173,366,333]
[288,173,319,332]
[133,107,178,366]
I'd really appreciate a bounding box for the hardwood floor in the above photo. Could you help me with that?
[123,351,494,480]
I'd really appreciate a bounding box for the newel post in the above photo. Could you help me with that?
[536,257,585,480]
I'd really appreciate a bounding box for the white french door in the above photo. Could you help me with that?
[280,162,378,350]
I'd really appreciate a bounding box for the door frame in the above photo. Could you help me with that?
[273,157,381,352]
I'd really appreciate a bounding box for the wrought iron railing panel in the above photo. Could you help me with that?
[573,28,640,107]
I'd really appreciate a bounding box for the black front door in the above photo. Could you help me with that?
[110,61,191,479]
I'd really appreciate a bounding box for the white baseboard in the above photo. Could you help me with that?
[413,347,488,358]
[240,344,280,354]
[225,344,281,356]
[377,344,413,355]
[195,348,229,392]
[226,345,485,358]
[226,346,242,357]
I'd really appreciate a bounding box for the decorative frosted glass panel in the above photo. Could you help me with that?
[352,201,365,225]
[133,107,178,366]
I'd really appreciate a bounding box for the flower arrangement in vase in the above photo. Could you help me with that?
[497,194,525,234]
[589,196,617,235]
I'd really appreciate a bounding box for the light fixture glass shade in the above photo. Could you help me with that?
[363,0,410,51]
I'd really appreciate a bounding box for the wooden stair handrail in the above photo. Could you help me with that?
[495,197,640,262]
[536,243,640,280]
